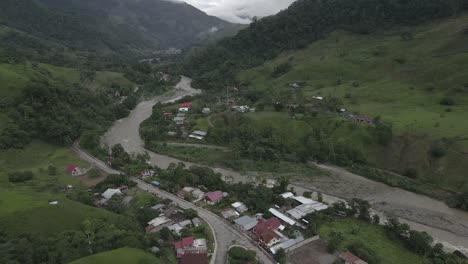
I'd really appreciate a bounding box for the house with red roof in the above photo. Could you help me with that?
[180,252,208,264]
[253,217,282,247]
[180,102,193,108]
[204,191,224,205]
[173,236,194,251]
[339,252,368,264]
[253,217,281,236]
[259,229,281,247]
[66,165,83,176]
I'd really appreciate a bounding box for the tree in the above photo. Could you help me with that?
[274,248,287,264]
[8,171,34,183]
[327,231,344,253]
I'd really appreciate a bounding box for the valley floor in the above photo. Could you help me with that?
[100,77,468,252]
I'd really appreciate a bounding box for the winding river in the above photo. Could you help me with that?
[102,77,468,252]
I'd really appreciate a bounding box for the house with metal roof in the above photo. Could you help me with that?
[234,215,258,231]
[231,202,248,213]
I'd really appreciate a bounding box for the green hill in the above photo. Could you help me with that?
[0,142,124,236]
[0,0,239,61]
[69,247,161,264]
[237,14,468,190]
[181,0,468,198]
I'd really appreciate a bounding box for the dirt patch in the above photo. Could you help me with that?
[76,174,107,186]
[288,239,337,264]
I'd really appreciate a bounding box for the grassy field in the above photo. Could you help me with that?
[319,219,425,264]
[0,141,121,235]
[194,117,210,131]
[69,247,161,264]
[237,14,468,190]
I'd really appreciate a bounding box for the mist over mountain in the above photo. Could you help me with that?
[0,0,240,60]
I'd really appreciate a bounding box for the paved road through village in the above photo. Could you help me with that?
[72,142,274,264]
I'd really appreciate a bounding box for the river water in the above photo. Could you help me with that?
[102,77,468,251]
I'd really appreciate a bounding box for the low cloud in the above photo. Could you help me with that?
[178,0,297,24]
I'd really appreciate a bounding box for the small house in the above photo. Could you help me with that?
[101,188,122,200]
[189,131,207,140]
[221,208,240,219]
[177,190,190,198]
[231,202,248,213]
[253,217,281,237]
[180,102,193,108]
[265,179,277,188]
[202,108,211,114]
[192,188,205,200]
[259,229,281,247]
[173,236,194,251]
[339,252,368,264]
[151,204,165,211]
[66,165,83,176]
[234,215,258,231]
[204,191,224,204]
[179,253,208,264]
[191,217,202,227]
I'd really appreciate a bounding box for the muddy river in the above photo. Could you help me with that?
[102,77,468,251]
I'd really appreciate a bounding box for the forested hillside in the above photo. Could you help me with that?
[183,0,468,90]
[0,0,239,63]
[179,0,468,202]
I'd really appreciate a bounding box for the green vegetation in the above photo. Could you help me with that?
[181,3,468,197]
[228,246,259,264]
[69,247,161,264]
[234,13,468,191]
[0,142,119,236]
[184,0,468,90]
[320,219,424,264]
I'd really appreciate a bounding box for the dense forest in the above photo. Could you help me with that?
[183,0,468,90]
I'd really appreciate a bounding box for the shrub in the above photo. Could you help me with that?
[8,171,34,183]
[348,242,380,264]
[440,97,455,106]
[430,146,447,158]
[351,81,360,87]
[403,168,418,179]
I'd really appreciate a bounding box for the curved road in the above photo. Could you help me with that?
[72,142,274,264]
[81,77,275,264]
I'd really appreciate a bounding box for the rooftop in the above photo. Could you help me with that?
[234,215,258,231]
[205,191,223,202]
[269,208,296,226]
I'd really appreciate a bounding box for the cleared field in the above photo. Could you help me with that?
[0,142,121,235]
[319,219,424,264]
[0,190,119,235]
[69,247,161,264]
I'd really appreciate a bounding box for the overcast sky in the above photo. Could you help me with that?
[177,0,297,24]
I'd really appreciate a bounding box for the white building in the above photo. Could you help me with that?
[101,188,122,200]
[231,202,248,213]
